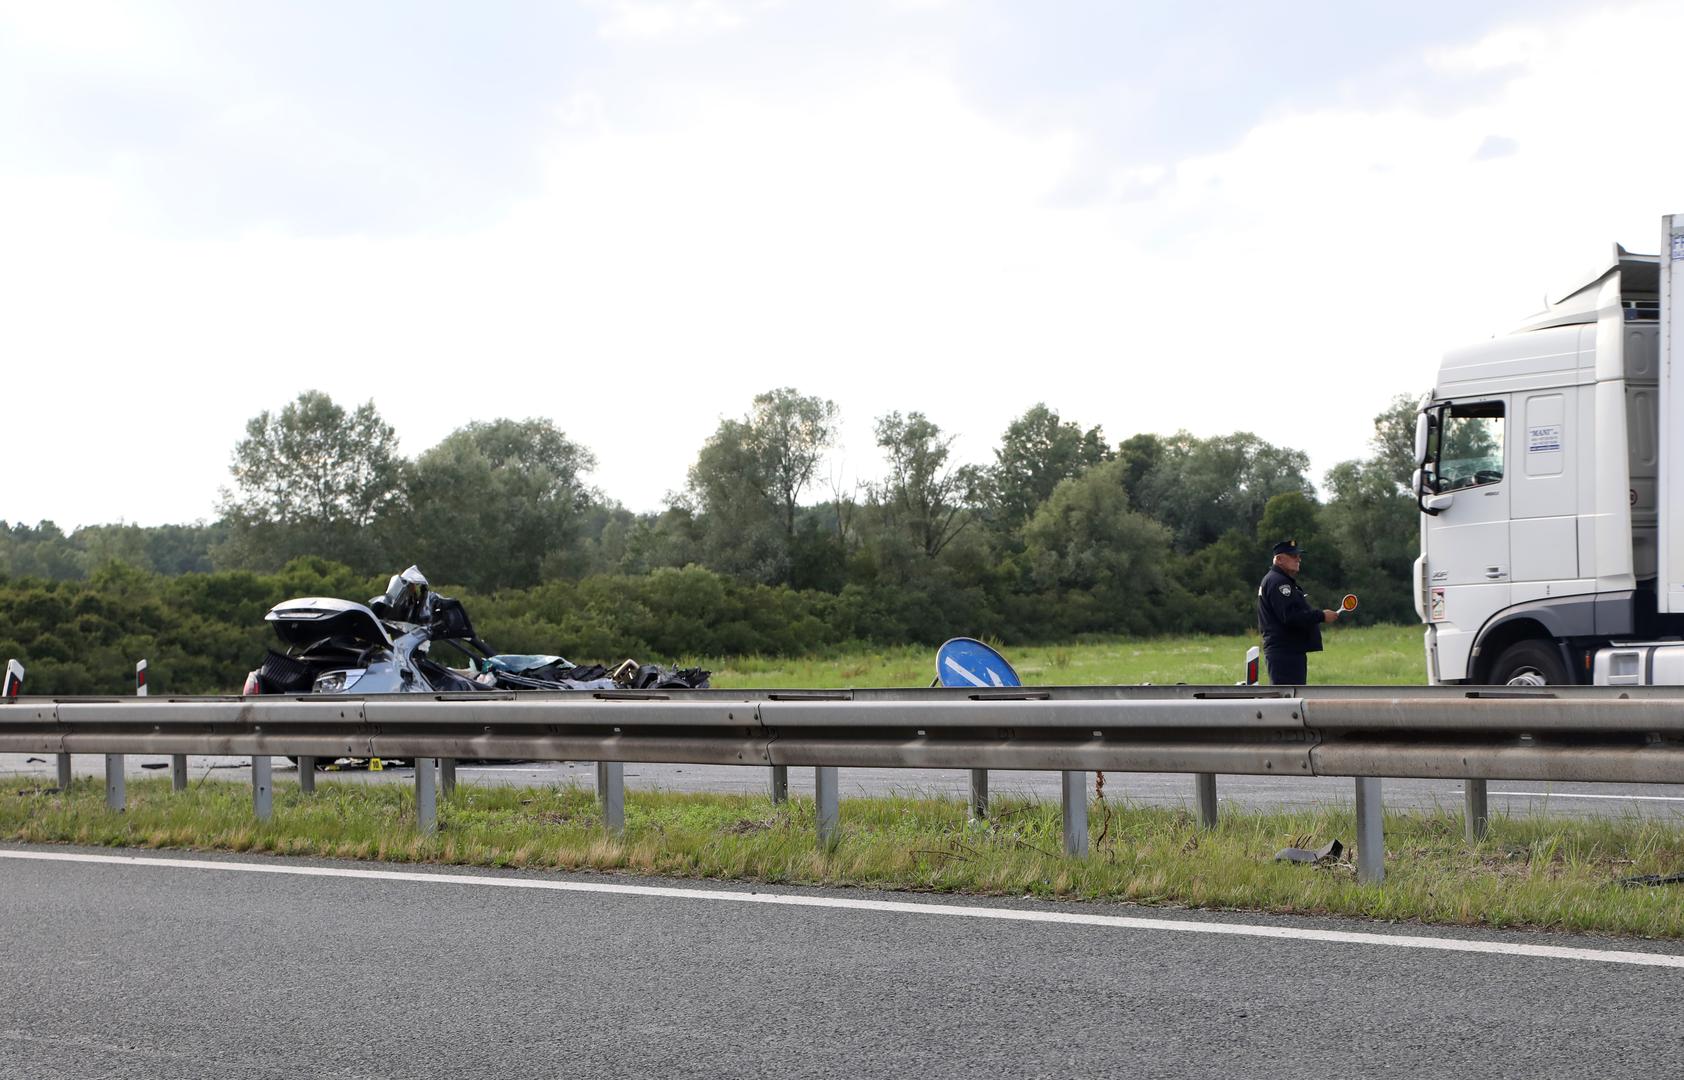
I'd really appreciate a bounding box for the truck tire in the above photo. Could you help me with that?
[1487,640,1569,686]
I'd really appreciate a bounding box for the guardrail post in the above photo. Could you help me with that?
[415,757,437,835]
[297,757,316,794]
[57,754,72,791]
[1464,779,1489,843]
[1061,771,1088,856]
[969,769,988,820]
[440,758,456,797]
[1355,777,1384,885]
[769,765,788,803]
[252,756,272,821]
[596,762,624,835]
[1194,773,1218,829]
[105,755,125,811]
[815,766,840,849]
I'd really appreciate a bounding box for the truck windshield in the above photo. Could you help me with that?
[1431,401,1504,492]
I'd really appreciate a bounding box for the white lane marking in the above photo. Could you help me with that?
[1487,791,1684,803]
[2,849,1680,970]
[942,656,988,687]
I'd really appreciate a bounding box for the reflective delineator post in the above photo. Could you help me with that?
[969,769,989,820]
[596,761,624,835]
[6,660,68,789]
[415,758,437,835]
[769,765,788,803]
[1062,771,1088,856]
[1464,779,1489,843]
[1355,777,1384,885]
[252,756,273,821]
[137,660,187,792]
[1189,646,1260,828]
[815,766,839,850]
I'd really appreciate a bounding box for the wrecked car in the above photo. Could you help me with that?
[241,566,709,765]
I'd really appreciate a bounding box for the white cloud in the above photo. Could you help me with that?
[2,0,1681,530]
[589,0,777,39]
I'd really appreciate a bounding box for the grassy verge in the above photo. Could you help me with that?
[7,775,1684,938]
[703,623,1425,688]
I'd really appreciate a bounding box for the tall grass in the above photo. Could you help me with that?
[706,624,1425,689]
[7,775,1684,938]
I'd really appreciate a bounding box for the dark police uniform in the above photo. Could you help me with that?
[1257,555,1323,686]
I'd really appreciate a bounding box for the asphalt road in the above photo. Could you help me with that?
[5,753,1684,820]
[1,844,1680,1079]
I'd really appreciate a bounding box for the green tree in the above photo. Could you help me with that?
[985,404,1111,533]
[687,419,790,583]
[1020,459,1174,635]
[1321,458,1418,623]
[1132,432,1313,552]
[749,388,839,538]
[687,389,838,584]
[1371,392,1425,490]
[215,391,403,571]
[403,418,597,592]
[872,411,979,559]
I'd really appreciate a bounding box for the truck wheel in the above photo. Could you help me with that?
[1487,641,1569,686]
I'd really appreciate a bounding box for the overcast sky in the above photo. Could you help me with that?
[3,0,1680,529]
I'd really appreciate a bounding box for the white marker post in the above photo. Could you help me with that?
[2,658,20,701]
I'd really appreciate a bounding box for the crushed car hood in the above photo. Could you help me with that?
[265,597,393,648]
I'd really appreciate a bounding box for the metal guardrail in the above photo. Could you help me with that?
[5,684,1684,885]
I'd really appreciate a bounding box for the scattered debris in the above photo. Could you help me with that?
[140,762,168,770]
[725,819,775,835]
[1274,839,1344,864]
[24,757,45,764]
[1619,871,1684,888]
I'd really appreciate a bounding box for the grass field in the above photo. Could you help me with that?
[6,776,1684,938]
[704,622,1425,688]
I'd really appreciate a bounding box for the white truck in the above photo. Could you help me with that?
[1414,213,1684,686]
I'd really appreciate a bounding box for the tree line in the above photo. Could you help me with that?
[0,388,1422,691]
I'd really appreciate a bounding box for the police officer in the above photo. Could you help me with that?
[1257,540,1338,685]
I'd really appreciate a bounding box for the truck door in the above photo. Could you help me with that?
[1510,390,1580,589]
[1421,398,1511,680]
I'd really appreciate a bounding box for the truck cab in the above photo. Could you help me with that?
[1415,216,1682,685]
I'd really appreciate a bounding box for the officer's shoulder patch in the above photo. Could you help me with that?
[1278,584,1292,596]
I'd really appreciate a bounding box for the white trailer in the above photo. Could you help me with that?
[1414,214,1684,685]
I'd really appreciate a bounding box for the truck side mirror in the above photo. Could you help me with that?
[1415,467,1452,516]
[1414,411,1430,463]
